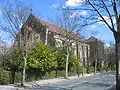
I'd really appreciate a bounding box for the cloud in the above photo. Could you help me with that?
[70,10,87,18]
[98,16,116,26]
[65,0,85,7]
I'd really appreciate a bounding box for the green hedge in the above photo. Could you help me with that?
[0,66,97,85]
[0,68,11,84]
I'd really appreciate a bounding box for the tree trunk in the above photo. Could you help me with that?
[65,53,69,78]
[21,53,27,86]
[114,32,120,90]
[11,71,15,84]
[82,57,85,76]
[86,46,89,74]
[76,43,80,76]
[94,58,97,74]
[82,66,84,76]
[94,39,98,74]
[55,70,57,78]
[115,40,120,90]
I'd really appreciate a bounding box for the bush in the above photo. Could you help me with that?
[86,66,95,73]
[14,72,21,83]
[0,68,10,84]
[89,67,95,73]
[27,41,57,72]
[26,68,46,81]
[44,70,66,79]
[101,66,109,72]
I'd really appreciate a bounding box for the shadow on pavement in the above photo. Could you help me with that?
[24,86,72,90]
[70,81,110,89]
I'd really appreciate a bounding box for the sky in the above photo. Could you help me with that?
[0,0,115,45]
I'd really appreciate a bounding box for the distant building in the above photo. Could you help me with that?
[87,36,104,70]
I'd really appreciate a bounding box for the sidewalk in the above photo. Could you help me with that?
[106,82,116,90]
[24,73,96,87]
[106,81,120,90]
[106,78,120,90]
[0,73,95,90]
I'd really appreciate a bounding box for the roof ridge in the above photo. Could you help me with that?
[35,16,85,41]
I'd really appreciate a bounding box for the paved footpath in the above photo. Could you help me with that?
[0,73,96,90]
[24,72,115,90]
[106,82,116,90]
[0,72,116,90]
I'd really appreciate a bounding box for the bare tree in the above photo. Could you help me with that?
[55,9,88,78]
[104,43,116,70]
[63,0,120,89]
[0,0,31,86]
[0,40,8,67]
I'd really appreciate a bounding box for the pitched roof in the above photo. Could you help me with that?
[35,17,85,41]
[87,36,104,45]
[87,36,97,42]
[36,18,64,34]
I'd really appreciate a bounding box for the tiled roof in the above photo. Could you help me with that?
[87,36,97,42]
[87,36,104,44]
[36,18,64,34]
[36,17,85,41]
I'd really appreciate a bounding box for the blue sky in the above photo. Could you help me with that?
[0,0,115,45]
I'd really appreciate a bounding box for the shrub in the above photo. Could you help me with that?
[84,67,87,73]
[0,68,10,84]
[14,72,21,83]
[101,66,109,72]
[86,66,95,73]
[27,41,57,72]
[89,67,95,73]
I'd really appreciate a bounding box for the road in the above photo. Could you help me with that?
[25,71,115,90]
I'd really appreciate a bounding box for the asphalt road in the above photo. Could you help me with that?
[25,71,115,90]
